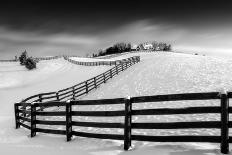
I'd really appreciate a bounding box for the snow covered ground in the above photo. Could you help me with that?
[1,52,232,154]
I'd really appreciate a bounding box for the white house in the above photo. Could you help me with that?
[143,42,153,50]
[131,44,138,51]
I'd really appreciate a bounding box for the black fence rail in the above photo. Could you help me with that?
[95,50,168,60]
[15,91,232,154]
[1,55,62,63]
[0,56,62,63]
[64,55,140,66]
[0,59,18,62]
[35,56,63,61]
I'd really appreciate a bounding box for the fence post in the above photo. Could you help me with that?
[56,92,60,101]
[124,96,132,150]
[94,77,97,89]
[116,65,118,74]
[72,87,75,100]
[220,91,229,154]
[31,103,36,137]
[66,100,72,141]
[85,81,89,93]
[103,73,106,83]
[39,94,42,102]
[110,69,112,78]
[14,104,20,129]
[131,57,135,64]
[121,63,124,71]
[38,94,44,111]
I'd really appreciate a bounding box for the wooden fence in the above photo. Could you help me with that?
[0,56,63,62]
[64,55,139,66]
[95,50,171,60]
[35,56,63,61]
[131,50,173,53]
[19,56,140,107]
[15,91,232,154]
[0,59,17,62]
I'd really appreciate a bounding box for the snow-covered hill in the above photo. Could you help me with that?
[84,52,232,99]
[1,52,232,155]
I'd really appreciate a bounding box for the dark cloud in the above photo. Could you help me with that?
[0,0,232,58]
[1,0,232,34]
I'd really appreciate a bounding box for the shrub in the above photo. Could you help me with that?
[164,44,172,51]
[25,57,36,70]
[19,50,28,65]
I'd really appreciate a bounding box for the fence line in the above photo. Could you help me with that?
[21,56,140,103]
[0,59,17,62]
[0,56,64,62]
[96,50,170,59]
[15,91,232,154]
[64,55,139,66]
[35,56,63,61]
[0,50,160,63]
[18,56,140,117]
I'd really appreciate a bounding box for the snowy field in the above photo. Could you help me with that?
[1,52,232,154]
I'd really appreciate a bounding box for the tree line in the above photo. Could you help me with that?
[93,42,132,57]
[92,41,171,57]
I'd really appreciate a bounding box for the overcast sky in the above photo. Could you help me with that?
[0,0,232,58]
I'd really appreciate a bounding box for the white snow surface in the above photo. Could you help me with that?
[1,52,232,154]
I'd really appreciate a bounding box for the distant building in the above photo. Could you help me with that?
[143,42,153,50]
[135,42,153,51]
[131,44,138,51]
